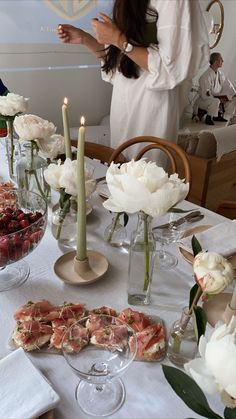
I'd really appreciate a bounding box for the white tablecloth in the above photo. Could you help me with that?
[0,146,226,419]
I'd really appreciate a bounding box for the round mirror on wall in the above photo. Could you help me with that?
[206,0,224,49]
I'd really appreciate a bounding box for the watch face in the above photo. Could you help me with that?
[123,42,133,53]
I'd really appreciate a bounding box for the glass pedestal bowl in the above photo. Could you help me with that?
[62,315,137,417]
[0,188,47,291]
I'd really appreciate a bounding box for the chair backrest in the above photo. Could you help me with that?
[71,140,126,165]
[216,200,236,219]
[108,136,191,183]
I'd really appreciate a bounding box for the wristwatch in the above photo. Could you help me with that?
[121,41,134,54]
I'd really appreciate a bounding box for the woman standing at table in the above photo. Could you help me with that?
[57,0,209,160]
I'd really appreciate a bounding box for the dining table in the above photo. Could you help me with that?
[0,145,229,419]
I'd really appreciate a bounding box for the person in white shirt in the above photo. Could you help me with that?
[57,0,209,161]
[197,52,236,125]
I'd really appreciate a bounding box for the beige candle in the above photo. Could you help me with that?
[76,116,87,261]
[62,97,72,159]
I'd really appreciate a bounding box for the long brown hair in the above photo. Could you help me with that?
[102,0,158,79]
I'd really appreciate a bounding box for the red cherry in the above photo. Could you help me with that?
[22,239,31,254]
[0,237,9,265]
[4,207,13,214]
[17,213,28,221]
[7,220,20,233]
[29,212,42,223]
[10,234,22,247]
[19,219,30,229]
[29,230,43,243]
[0,213,12,226]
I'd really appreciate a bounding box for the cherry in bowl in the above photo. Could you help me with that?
[0,188,47,291]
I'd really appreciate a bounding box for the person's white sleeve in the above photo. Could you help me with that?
[199,72,212,99]
[146,0,209,91]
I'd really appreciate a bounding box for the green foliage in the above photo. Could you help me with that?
[122,212,129,227]
[191,235,202,256]
[193,306,207,343]
[224,407,236,419]
[189,283,199,309]
[162,365,223,419]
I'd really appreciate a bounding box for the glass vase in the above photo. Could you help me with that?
[104,213,127,248]
[5,119,21,181]
[16,142,50,200]
[51,198,77,249]
[128,211,155,306]
[167,307,198,367]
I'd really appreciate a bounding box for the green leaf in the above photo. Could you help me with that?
[224,407,236,419]
[189,283,199,309]
[192,235,202,256]
[162,365,223,419]
[193,306,207,343]
[123,212,129,227]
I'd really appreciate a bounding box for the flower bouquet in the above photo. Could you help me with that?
[163,316,236,418]
[0,93,28,178]
[14,114,56,198]
[167,236,234,366]
[44,158,96,243]
[103,159,189,305]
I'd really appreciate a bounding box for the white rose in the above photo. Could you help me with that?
[14,114,56,141]
[185,316,236,408]
[193,251,234,294]
[103,159,189,216]
[0,93,28,116]
[37,134,65,159]
[59,159,78,196]
[43,160,63,191]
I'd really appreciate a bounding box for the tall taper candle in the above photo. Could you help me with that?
[62,97,72,159]
[76,116,87,261]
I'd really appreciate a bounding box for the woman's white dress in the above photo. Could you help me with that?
[102,0,209,161]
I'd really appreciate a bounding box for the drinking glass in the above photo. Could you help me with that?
[62,315,137,417]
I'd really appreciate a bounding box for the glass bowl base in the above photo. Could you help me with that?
[154,250,178,270]
[0,260,30,291]
[75,378,125,417]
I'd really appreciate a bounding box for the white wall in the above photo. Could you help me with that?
[1,42,112,133]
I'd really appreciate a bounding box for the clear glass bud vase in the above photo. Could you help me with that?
[128,211,155,305]
[16,142,50,199]
[51,198,77,249]
[104,212,127,248]
[5,119,21,181]
[167,307,198,367]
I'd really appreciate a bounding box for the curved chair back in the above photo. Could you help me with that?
[217,200,236,219]
[108,136,191,183]
[71,140,126,165]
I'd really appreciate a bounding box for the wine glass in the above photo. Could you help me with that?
[62,315,137,417]
[153,212,187,270]
[0,188,47,291]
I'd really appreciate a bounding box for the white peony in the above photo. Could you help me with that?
[37,134,65,159]
[0,93,28,116]
[193,251,234,295]
[14,114,56,141]
[103,159,189,216]
[185,316,236,408]
[44,158,96,197]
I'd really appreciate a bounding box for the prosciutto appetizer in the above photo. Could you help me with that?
[86,313,114,334]
[89,306,118,317]
[12,320,52,351]
[129,323,166,361]
[14,300,57,322]
[54,321,89,353]
[117,308,153,332]
[90,324,129,350]
[44,302,86,321]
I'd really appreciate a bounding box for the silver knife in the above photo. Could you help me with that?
[152,211,204,230]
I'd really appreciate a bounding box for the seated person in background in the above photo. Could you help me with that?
[0,79,9,137]
[197,52,236,125]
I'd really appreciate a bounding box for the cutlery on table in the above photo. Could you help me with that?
[152,211,204,230]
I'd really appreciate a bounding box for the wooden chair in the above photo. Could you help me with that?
[71,140,126,165]
[216,200,236,219]
[108,136,191,183]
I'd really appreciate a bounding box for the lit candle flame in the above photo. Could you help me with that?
[80,116,85,126]
[63,97,68,105]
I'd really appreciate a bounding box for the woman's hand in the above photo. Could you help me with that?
[57,24,86,45]
[91,13,122,47]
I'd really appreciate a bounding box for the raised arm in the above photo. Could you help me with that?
[56,24,105,60]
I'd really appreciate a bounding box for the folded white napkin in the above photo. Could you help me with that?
[180,221,236,258]
[0,348,60,419]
